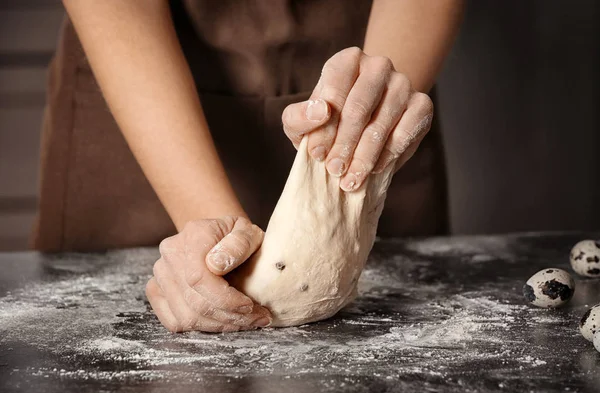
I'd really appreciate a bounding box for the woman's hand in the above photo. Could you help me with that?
[146,216,272,333]
[282,47,434,192]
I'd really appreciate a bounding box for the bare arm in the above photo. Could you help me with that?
[63,0,243,230]
[364,0,465,93]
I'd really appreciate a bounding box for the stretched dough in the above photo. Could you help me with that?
[228,137,395,327]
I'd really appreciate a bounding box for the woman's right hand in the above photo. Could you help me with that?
[146,216,272,333]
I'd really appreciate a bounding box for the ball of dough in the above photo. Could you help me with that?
[580,304,600,342]
[228,137,395,327]
[522,268,575,308]
[570,240,600,278]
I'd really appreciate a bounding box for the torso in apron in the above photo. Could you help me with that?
[33,0,448,252]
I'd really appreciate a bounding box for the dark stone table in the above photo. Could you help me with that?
[1,232,599,392]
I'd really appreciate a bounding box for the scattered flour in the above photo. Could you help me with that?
[0,244,591,388]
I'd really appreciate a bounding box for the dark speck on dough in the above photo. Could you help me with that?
[587,268,600,276]
[595,241,600,248]
[541,279,573,301]
[275,262,286,271]
[523,284,536,303]
[300,284,308,292]
[586,255,599,263]
[581,308,592,328]
[574,251,585,261]
[546,269,554,273]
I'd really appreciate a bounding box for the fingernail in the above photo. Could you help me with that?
[327,158,346,177]
[208,252,234,272]
[253,316,272,328]
[306,99,328,122]
[236,305,253,314]
[311,145,326,161]
[341,173,358,192]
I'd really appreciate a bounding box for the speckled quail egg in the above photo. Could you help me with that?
[580,304,600,341]
[593,331,600,352]
[570,240,600,278]
[523,268,575,308]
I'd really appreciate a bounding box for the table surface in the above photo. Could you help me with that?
[1,232,599,393]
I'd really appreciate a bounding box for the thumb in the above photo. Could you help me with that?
[282,98,331,148]
[205,217,264,275]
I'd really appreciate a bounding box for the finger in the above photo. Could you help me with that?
[183,281,272,327]
[394,133,425,172]
[206,218,265,275]
[282,99,331,149]
[153,258,203,331]
[146,277,180,332]
[372,92,434,174]
[161,250,273,326]
[162,250,253,314]
[163,218,256,312]
[325,55,391,178]
[148,287,252,333]
[340,73,410,191]
[306,47,362,161]
[153,261,271,332]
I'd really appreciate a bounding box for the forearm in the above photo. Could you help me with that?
[364,0,465,93]
[63,0,245,230]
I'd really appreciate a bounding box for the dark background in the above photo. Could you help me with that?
[0,0,598,250]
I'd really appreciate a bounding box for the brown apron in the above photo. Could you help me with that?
[32,0,448,252]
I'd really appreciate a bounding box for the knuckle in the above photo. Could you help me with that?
[323,47,362,77]
[219,216,237,230]
[320,85,347,109]
[225,215,239,230]
[412,92,434,113]
[383,140,401,158]
[229,230,253,256]
[182,220,203,233]
[251,224,264,240]
[390,131,412,155]
[205,218,228,238]
[158,236,176,255]
[204,219,221,233]
[281,104,292,126]
[186,267,205,289]
[377,104,401,124]
[235,216,251,227]
[322,56,341,74]
[391,72,412,93]
[145,278,159,298]
[368,56,394,73]
[345,99,371,122]
[152,259,167,279]
[342,46,363,59]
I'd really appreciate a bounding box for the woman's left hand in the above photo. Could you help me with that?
[282,47,434,192]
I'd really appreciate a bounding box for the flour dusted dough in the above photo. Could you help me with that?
[228,137,395,327]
